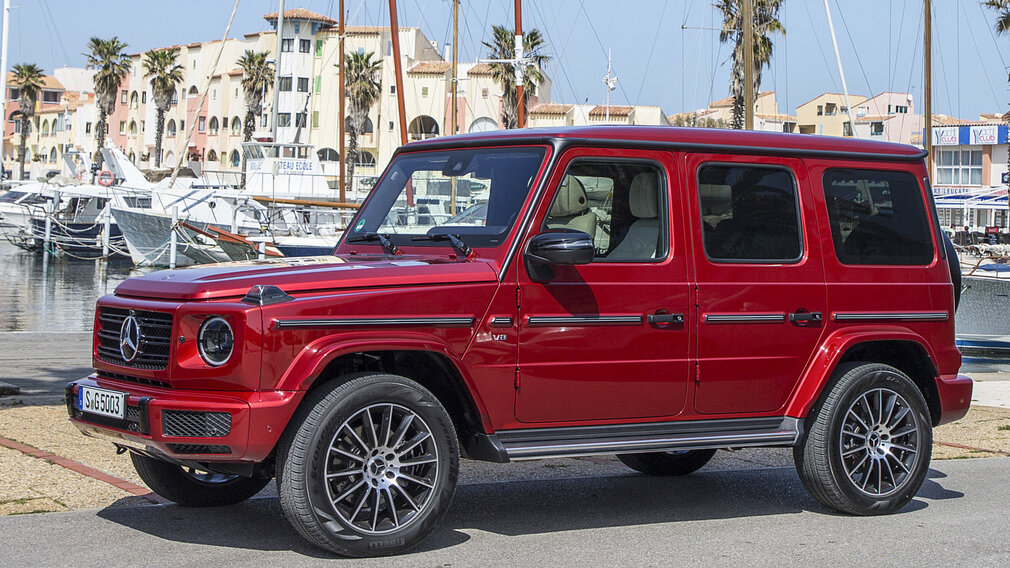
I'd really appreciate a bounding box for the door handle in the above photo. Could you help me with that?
[788,311,823,323]
[648,313,685,325]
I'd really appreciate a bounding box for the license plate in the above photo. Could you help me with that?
[79,386,126,420]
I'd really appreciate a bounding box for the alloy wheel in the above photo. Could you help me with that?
[838,387,921,497]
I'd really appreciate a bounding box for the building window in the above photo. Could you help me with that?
[870,121,884,136]
[42,91,60,104]
[299,39,311,53]
[312,110,319,128]
[209,116,219,134]
[895,105,908,114]
[389,121,394,131]
[421,86,429,97]
[8,87,18,99]
[840,106,848,114]
[261,113,268,127]
[387,41,392,56]
[825,103,837,116]
[279,77,292,91]
[295,112,306,127]
[198,116,206,132]
[234,87,239,98]
[936,149,983,185]
[85,122,92,134]
[817,105,823,116]
[996,209,1008,228]
[212,88,217,99]
[278,113,291,127]
[142,92,147,104]
[842,121,852,136]
[281,38,293,52]
[179,120,185,133]
[121,90,128,104]
[141,120,145,132]
[315,39,323,57]
[119,121,126,134]
[222,117,228,128]
[297,77,309,92]
[314,76,321,93]
[294,21,300,34]
[389,85,396,95]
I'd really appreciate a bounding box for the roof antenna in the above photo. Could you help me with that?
[603,49,618,122]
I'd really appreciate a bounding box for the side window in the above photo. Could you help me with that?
[823,168,934,265]
[699,164,802,262]
[544,160,667,261]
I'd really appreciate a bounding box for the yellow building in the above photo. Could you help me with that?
[795,92,867,137]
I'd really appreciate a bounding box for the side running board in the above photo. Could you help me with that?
[473,417,802,462]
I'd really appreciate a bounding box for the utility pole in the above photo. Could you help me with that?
[743,0,753,130]
[338,0,345,202]
[270,0,285,141]
[514,0,524,128]
[924,0,933,175]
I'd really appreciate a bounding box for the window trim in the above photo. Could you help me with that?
[539,156,670,264]
[696,161,805,265]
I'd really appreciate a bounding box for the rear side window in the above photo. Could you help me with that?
[823,168,934,265]
[699,164,802,262]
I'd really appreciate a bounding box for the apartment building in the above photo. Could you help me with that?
[668,91,796,133]
[527,103,669,127]
[795,92,868,137]
[851,92,920,145]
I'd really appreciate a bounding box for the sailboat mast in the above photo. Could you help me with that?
[270,0,285,141]
[389,0,407,146]
[451,0,459,137]
[514,0,524,128]
[743,0,753,130]
[824,0,858,137]
[338,0,345,202]
[924,0,933,174]
[0,0,10,154]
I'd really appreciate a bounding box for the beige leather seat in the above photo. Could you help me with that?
[546,175,597,239]
[609,172,660,260]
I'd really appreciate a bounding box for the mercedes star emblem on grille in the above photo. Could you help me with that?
[119,315,140,362]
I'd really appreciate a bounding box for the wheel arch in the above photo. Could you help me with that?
[788,328,943,425]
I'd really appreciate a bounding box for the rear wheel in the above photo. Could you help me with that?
[617,449,717,476]
[794,362,932,515]
[130,452,270,507]
[276,373,459,557]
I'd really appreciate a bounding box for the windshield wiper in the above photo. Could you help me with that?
[411,233,473,260]
[345,232,400,255]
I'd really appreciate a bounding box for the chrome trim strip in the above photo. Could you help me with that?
[526,315,644,326]
[703,313,786,323]
[505,430,798,460]
[274,317,475,329]
[832,312,949,322]
[490,316,514,326]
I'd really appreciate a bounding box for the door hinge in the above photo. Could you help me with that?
[514,367,520,391]
[694,362,701,383]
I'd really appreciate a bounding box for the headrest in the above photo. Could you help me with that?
[629,172,659,218]
[550,175,589,216]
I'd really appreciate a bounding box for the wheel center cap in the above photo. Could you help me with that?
[867,432,881,450]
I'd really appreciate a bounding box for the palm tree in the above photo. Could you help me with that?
[344,51,381,194]
[143,47,184,169]
[85,37,130,163]
[984,0,1010,33]
[714,0,784,129]
[482,25,549,129]
[11,63,44,180]
[237,50,273,142]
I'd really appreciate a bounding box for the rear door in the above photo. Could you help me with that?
[687,154,828,414]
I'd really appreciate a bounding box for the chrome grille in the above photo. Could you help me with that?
[162,410,232,438]
[96,308,173,370]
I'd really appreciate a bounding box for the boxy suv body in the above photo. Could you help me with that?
[68,127,972,556]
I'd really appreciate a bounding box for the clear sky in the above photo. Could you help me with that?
[5,0,1009,120]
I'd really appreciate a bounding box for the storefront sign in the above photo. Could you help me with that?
[932,127,960,146]
[970,125,999,145]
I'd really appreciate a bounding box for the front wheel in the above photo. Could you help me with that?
[794,362,932,515]
[130,452,270,507]
[617,449,717,476]
[276,373,459,557]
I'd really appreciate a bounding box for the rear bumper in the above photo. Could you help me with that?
[67,374,303,463]
[935,373,973,425]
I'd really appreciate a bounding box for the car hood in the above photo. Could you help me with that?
[114,255,500,300]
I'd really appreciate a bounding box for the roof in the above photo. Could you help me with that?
[402,126,927,162]
[854,115,896,123]
[6,73,64,91]
[466,63,494,76]
[346,26,385,35]
[709,91,774,108]
[264,8,336,26]
[756,113,797,121]
[407,62,451,75]
[529,103,573,116]
[588,105,633,117]
[796,92,868,108]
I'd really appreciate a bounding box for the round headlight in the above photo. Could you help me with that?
[198,316,233,367]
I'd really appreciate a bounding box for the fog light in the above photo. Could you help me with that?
[198,317,233,366]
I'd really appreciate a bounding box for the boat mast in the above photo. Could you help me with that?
[450,0,459,215]
[514,0,524,128]
[924,0,933,174]
[603,49,618,122]
[338,0,345,202]
[743,0,753,130]
[270,0,285,142]
[823,0,858,137]
[389,0,410,206]
[0,0,10,167]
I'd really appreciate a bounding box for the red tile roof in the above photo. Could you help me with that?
[264,8,336,26]
[467,63,494,76]
[407,62,451,75]
[709,91,774,108]
[5,73,64,91]
[588,105,633,117]
[529,103,572,116]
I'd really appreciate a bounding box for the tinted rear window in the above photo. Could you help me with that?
[822,168,934,265]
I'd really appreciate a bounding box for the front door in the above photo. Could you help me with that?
[686,154,828,415]
[515,148,692,424]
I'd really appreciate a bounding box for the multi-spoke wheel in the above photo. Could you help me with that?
[617,449,717,476]
[277,373,458,557]
[130,452,270,507]
[795,362,932,515]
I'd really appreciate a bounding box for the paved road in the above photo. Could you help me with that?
[2,458,1007,567]
[0,332,92,397]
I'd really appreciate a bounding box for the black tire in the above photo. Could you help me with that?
[276,373,459,557]
[130,452,270,507]
[617,449,717,476]
[794,362,932,515]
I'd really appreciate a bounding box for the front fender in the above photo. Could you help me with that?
[784,325,940,419]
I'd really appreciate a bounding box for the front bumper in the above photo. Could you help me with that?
[67,374,304,463]
[935,373,973,425]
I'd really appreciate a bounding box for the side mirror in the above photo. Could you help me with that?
[525,230,595,266]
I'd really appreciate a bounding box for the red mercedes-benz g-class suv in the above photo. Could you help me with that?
[68,127,971,557]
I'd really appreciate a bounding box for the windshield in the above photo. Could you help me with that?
[346,147,547,248]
